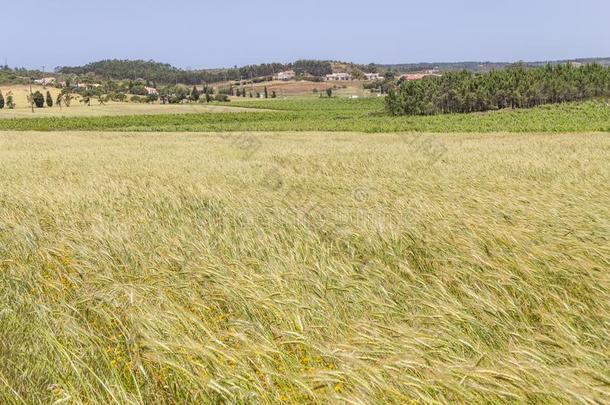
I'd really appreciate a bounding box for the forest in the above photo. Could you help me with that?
[56,59,333,84]
[386,63,610,115]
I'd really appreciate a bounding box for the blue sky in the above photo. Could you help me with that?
[5,0,610,70]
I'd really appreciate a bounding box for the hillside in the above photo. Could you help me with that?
[55,60,331,85]
[51,57,610,86]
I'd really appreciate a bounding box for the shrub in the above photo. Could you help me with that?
[190,86,200,101]
[6,93,15,109]
[110,92,127,102]
[46,91,53,107]
[130,85,147,96]
[0,90,4,109]
[33,91,45,108]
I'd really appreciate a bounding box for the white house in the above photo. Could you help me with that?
[33,77,56,85]
[275,70,295,81]
[325,73,352,81]
[364,73,383,80]
[76,83,101,88]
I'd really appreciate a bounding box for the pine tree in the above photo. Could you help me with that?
[191,86,200,101]
[6,92,15,109]
[46,91,53,107]
[32,91,45,108]
[264,86,268,99]
[387,63,610,116]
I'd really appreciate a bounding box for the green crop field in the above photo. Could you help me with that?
[1,130,609,403]
[0,98,609,132]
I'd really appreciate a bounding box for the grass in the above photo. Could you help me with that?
[1,130,609,403]
[0,84,63,109]
[0,102,267,118]
[0,84,265,119]
[226,79,368,98]
[0,98,608,132]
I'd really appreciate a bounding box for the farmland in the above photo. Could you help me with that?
[1,97,609,132]
[1,60,609,405]
[1,130,608,403]
[0,85,265,118]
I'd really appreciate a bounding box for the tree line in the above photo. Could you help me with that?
[56,59,333,84]
[386,63,610,116]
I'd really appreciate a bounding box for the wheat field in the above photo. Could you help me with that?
[0,131,609,403]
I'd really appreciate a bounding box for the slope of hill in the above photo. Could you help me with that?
[55,60,332,85]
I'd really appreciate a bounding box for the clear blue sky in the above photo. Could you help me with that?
[5,0,610,70]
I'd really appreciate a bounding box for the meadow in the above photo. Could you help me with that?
[1,130,609,403]
[1,98,609,132]
[0,85,264,119]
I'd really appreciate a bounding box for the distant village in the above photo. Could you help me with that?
[6,64,446,108]
[33,70,442,88]
[273,70,441,82]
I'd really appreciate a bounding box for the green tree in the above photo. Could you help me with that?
[80,91,93,106]
[6,92,15,109]
[130,84,147,95]
[61,91,75,107]
[46,91,53,107]
[264,86,268,99]
[387,63,610,116]
[271,91,277,98]
[32,91,45,108]
[0,90,4,109]
[326,88,333,98]
[110,92,127,102]
[191,86,200,101]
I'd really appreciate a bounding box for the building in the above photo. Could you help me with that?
[325,73,352,81]
[33,77,56,86]
[275,70,296,81]
[364,73,383,81]
[76,83,101,88]
[400,70,442,81]
[145,87,159,95]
